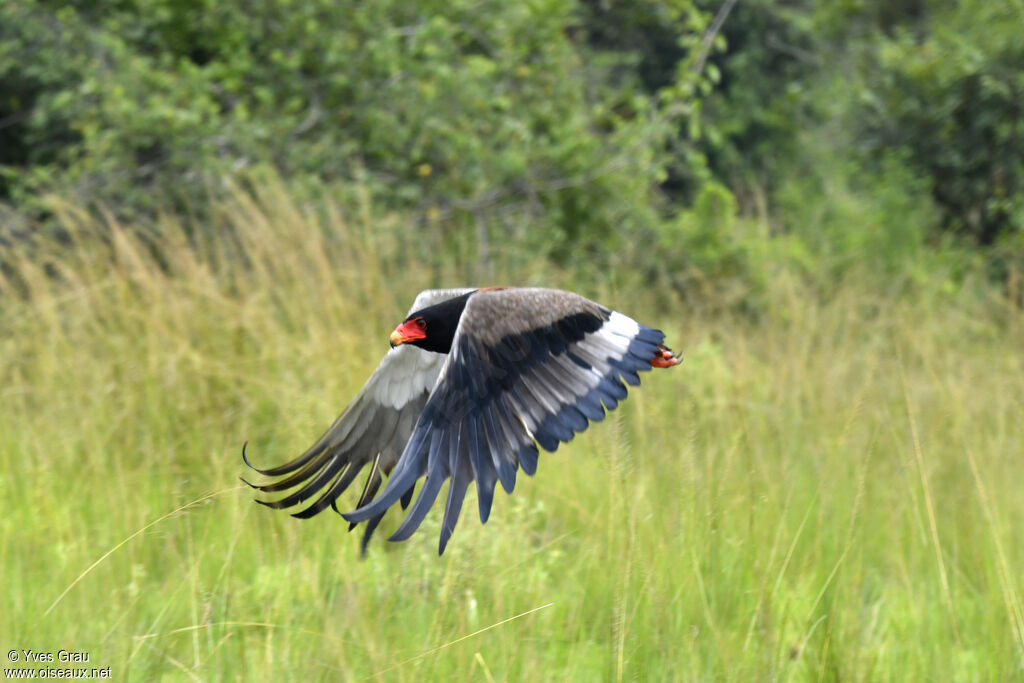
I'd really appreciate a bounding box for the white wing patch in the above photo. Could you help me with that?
[368,287,477,409]
[571,311,639,375]
[606,310,641,339]
[369,345,445,410]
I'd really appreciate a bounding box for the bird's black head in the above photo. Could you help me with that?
[389,290,476,354]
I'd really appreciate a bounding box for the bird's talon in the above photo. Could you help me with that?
[651,344,681,368]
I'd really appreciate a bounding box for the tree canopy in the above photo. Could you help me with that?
[2,0,1021,290]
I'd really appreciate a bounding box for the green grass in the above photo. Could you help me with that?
[2,184,1023,681]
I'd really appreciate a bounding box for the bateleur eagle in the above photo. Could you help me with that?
[243,287,681,554]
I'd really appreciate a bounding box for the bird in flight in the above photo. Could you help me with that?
[243,287,681,554]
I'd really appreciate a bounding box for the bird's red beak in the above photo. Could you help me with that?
[390,320,427,348]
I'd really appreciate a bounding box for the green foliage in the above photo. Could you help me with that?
[3,0,1023,301]
[691,0,819,207]
[771,129,942,287]
[653,182,768,313]
[689,0,1024,255]
[853,0,1024,245]
[0,0,707,262]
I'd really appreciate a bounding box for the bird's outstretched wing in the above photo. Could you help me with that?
[343,287,675,554]
[242,288,475,552]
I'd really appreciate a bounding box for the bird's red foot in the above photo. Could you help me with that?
[651,344,681,368]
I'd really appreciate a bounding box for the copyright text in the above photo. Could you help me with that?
[5,650,110,679]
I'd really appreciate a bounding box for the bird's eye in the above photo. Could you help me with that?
[416,318,426,328]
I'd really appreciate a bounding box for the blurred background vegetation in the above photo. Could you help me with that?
[3,0,1021,302]
[3,1,1024,680]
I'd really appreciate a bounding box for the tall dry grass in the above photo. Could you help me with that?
[1,180,1022,680]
